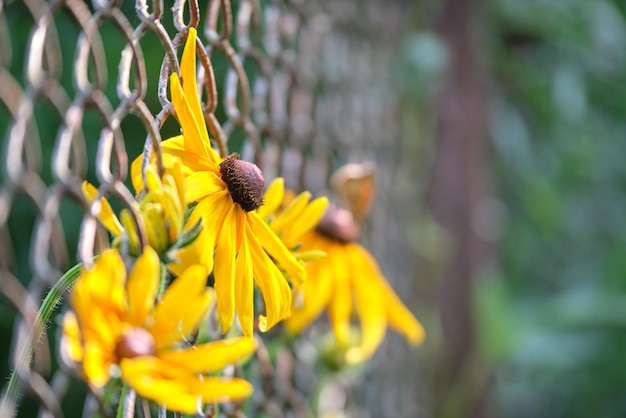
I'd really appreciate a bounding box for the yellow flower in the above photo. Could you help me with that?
[285,207,425,365]
[62,247,256,413]
[82,158,199,260]
[130,28,304,337]
[257,177,329,261]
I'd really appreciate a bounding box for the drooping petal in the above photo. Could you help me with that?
[150,265,213,350]
[213,203,239,333]
[257,177,284,220]
[234,222,254,336]
[285,259,334,334]
[120,357,203,414]
[344,247,388,364]
[281,196,329,249]
[249,211,304,284]
[326,244,352,346]
[126,247,160,327]
[157,337,256,373]
[353,244,425,345]
[81,182,124,236]
[248,227,292,332]
[383,282,426,345]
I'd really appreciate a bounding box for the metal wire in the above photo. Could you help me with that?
[0,0,423,416]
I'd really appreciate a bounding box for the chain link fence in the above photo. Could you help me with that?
[0,0,426,416]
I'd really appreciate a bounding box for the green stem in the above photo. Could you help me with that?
[116,383,135,418]
[0,262,83,417]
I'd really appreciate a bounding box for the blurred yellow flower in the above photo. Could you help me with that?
[257,177,329,264]
[130,28,303,337]
[62,247,256,413]
[82,158,200,261]
[286,207,425,365]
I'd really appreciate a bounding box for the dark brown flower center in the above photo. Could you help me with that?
[219,153,265,212]
[116,327,155,359]
[316,207,360,243]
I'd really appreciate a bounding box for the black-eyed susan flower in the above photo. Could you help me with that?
[285,207,425,365]
[130,28,304,337]
[82,157,201,262]
[62,247,256,413]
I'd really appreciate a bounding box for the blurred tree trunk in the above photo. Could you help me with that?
[427,0,492,416]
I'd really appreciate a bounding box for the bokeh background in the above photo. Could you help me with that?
[2,0,626,417]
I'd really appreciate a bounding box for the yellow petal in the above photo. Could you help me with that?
[192,377,254,403]
[213,203,238,333]
[150,265,213,350]
[234,229,254,337]
[184,171,225,203]
[141,203,169,252]
[285,260,334,334]
[60,311,83,363]
[144,165,163,191]
[120,357,202,414]
[326,244,352,346]
[71,250,127,320]
[130,136,218,194]
[82,340,115,388]
[248,226,292,332]
[353,244,425,345]
[384,283,426,345]
[269,191,311,235]
[167,191,229,277]
[120,208,141,253]
[81,181,124,236]
[281,196,329,248]
[257,177,284,220]
[126,247,160,327]
[169,157,186,212]
[180,27,219,163]
[157,337,257,373]
[170,71,212,160]
[249,211,304,284]
[344,250,388,364]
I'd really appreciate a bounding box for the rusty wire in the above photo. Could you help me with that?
[0,0,422,416]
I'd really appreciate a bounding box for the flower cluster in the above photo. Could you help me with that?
[59,26,425,415]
